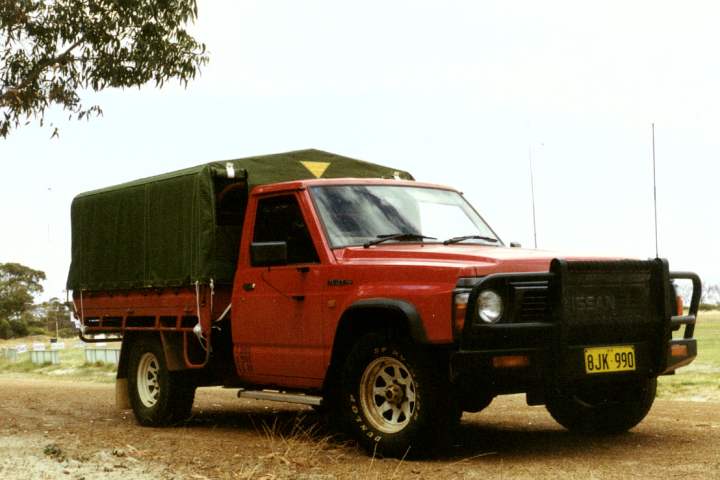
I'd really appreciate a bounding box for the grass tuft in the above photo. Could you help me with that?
[232,414,347,479]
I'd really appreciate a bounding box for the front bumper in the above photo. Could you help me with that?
[450,338,697,398]
[450,259,701,400]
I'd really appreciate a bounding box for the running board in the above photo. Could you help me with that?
[237,389,323,406]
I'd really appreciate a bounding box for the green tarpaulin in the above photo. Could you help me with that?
[67,149,413,291]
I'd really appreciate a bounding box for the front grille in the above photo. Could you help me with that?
[510,280,549,323]
[461,276,554,350]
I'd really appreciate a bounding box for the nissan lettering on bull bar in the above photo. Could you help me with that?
[568,294,616,312]
[66,149,700,458]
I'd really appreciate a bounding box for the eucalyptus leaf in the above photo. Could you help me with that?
[0,0,208,139]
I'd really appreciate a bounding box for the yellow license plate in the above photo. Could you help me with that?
[584,345,636,374]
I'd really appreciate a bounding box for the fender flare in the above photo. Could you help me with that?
[344,298,428,343]
[117,331,185,378]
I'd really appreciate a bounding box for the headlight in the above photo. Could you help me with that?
[477,290,503,323]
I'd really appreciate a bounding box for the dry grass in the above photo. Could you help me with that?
[228,415,425,479]
[231,414,351,479]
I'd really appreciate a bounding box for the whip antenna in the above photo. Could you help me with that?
[528,144,537,250]
[529,144,539,249]
[652,123,659,258]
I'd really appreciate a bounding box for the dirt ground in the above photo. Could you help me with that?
[0,376,718,479]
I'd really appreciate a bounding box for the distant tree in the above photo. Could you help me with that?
[0,0,208,138]
[676,282,720,311]
[20,309,46,335]
[8,317,28,337]
[0,318,10,339]
[0,262,45,321]
[38,297,74,337]
[701,284,720,306]
[20,308,44,328]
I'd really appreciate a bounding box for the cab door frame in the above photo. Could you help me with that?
[230,188,332,388]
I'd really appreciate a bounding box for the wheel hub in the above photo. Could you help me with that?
[137,352,161,408]
[384,384,405,405]
[359,356,417,434]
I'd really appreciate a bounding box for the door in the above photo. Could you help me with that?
[232,193,326,386]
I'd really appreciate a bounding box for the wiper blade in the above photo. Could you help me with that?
[443,235,499,245]
[363,232,437,248]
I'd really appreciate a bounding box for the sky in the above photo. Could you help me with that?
[2,0,720,300]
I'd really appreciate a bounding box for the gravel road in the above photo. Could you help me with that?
[0,376,718,479]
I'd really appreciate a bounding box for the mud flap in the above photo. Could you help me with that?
[116,378,130,410]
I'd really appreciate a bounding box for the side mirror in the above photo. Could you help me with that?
[510,242,522,248]
[251,241,288,266]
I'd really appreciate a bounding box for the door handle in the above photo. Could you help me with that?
[291,295,305,301]
[243,282,256,292]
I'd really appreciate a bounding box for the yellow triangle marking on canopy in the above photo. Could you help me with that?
[300,161,331,178]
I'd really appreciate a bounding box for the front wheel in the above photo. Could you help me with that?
[339,334,454,458]
[127,338,196,426]
[545,377,657,434]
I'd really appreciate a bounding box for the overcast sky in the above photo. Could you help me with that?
[2,0,720,300]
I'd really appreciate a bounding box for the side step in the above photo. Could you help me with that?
[237,389,323,407]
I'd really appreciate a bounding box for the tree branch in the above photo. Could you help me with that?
[0,38,83,105]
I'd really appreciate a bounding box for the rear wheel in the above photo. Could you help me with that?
[128,338,196,426]
[171,377,196,422]
[545,377,657,434]
[339,333,454,458]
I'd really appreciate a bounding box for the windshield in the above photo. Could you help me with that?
[310,185,501,248]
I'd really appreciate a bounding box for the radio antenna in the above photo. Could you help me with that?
[529,144,538,249]
[652,123,659,258]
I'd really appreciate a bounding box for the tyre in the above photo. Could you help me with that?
[339,333,453,458]
[545,377,657,434]
[127,338,196,426]
[171,378,197,422]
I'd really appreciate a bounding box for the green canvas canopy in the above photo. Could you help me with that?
[67,149,413,291]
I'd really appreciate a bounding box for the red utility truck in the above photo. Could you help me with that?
[68,149,700,457]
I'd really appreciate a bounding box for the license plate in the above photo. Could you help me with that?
[584,345,636,374]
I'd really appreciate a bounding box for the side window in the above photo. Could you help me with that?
[253,195,320,264]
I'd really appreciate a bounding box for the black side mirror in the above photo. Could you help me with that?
[251,241,288,266]
[510,242,522,248]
